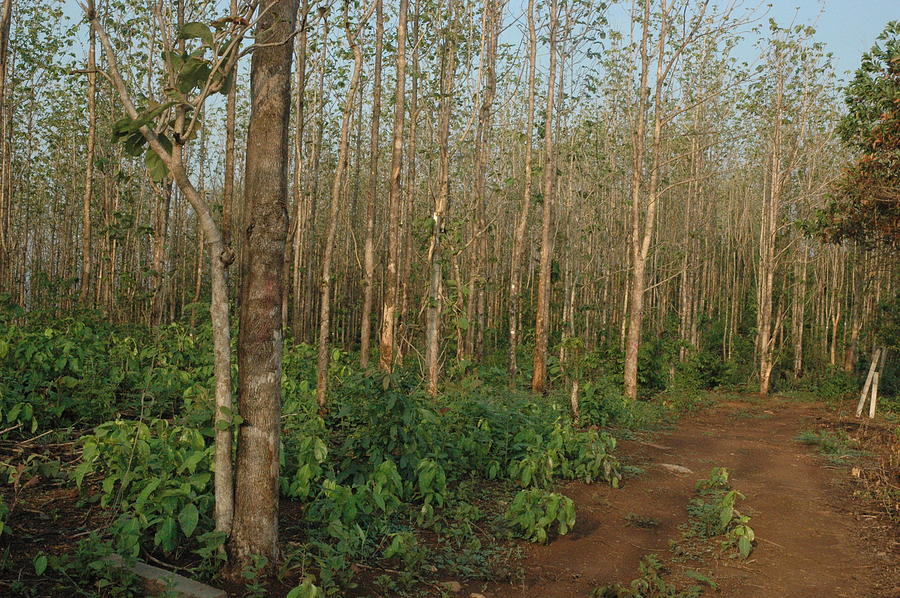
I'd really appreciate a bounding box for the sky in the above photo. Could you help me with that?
[749,0,896,80]
[60,0,896,83]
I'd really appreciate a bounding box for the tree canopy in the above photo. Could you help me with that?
[817,21,900,248]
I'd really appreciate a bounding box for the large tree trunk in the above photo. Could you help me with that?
[378,0,408,373]
[229,0,297,570]
[530,0,559,394]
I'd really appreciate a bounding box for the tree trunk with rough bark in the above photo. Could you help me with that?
[425,0,459,396]
[229,0,297,571]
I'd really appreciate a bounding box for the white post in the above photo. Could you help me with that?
[868,372,879,419]
[856,347,881,417]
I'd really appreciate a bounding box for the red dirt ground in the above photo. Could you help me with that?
[461,395,900,598]
[3,395,897,597]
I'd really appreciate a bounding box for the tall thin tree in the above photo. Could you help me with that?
[531,0,559,394]
[379,0,408,372]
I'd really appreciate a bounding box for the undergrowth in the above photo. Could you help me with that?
[0,311,628,595]
[796,429,868,465]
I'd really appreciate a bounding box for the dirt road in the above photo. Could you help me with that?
[478,396,898,598]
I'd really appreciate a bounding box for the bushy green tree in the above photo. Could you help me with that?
[817,21,899,247]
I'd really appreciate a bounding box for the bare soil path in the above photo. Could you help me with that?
[474,395,899,598]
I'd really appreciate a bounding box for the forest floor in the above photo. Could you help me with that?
[2,393,898,597]
[463,394,900,598]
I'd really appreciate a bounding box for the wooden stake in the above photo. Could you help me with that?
[868,371,879,419]
[868,348,887,419]
[856,347,881,416]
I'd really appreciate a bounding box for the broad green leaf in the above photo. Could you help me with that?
[33,554,47,576]
[178,503,199,537]
[738,534,752,558]
[179,22,214,46]
[155,517,177,552]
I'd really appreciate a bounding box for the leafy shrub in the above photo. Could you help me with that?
[810,367,858,400]
[593,554,703,598]
[504,489,575,543]
[41,535,145,597]
[75,419,220,558]
[578,379,634,428]
[0,315,216,436]
[687,467,755,558]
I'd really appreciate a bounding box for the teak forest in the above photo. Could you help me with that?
[0,0,897,596]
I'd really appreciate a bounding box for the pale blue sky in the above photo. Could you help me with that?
[746,0,896,80]
[60,0,896,83]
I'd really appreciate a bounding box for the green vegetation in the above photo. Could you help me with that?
[504,489,575,543]
[663,467,758,564]
[0,312,630,594]
[592,555,705,598]
[685,468,756,559]
[796,429,869,465]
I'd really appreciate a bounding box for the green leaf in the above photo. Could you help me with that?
[144,134,173,182]
[738,534,752,558]
[179,22,214,46]
[719,504,733,529]
[178,57,212,94]
[155,517,177,551]
[33,554,47,576]
[134,477,161,510]
[123,132,147,157]
[178,503,199,537]
[286,579,321,598]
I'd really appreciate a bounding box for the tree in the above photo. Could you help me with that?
[531,0,559,394]
[359,0,383,368]
[85,0,269,560]
[507,0,537,379]
[425,0,459,396]
[378,0,408,373]
[315,0,371,409]
[817,21,899,248]
[229,0,298,570]
[79,5,96,305]
[0,0,12,292]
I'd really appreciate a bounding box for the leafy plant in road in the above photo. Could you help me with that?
[686,467,756,558]
[593,554,703,598]
[504,489,575,544]
[796,429,868,465]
